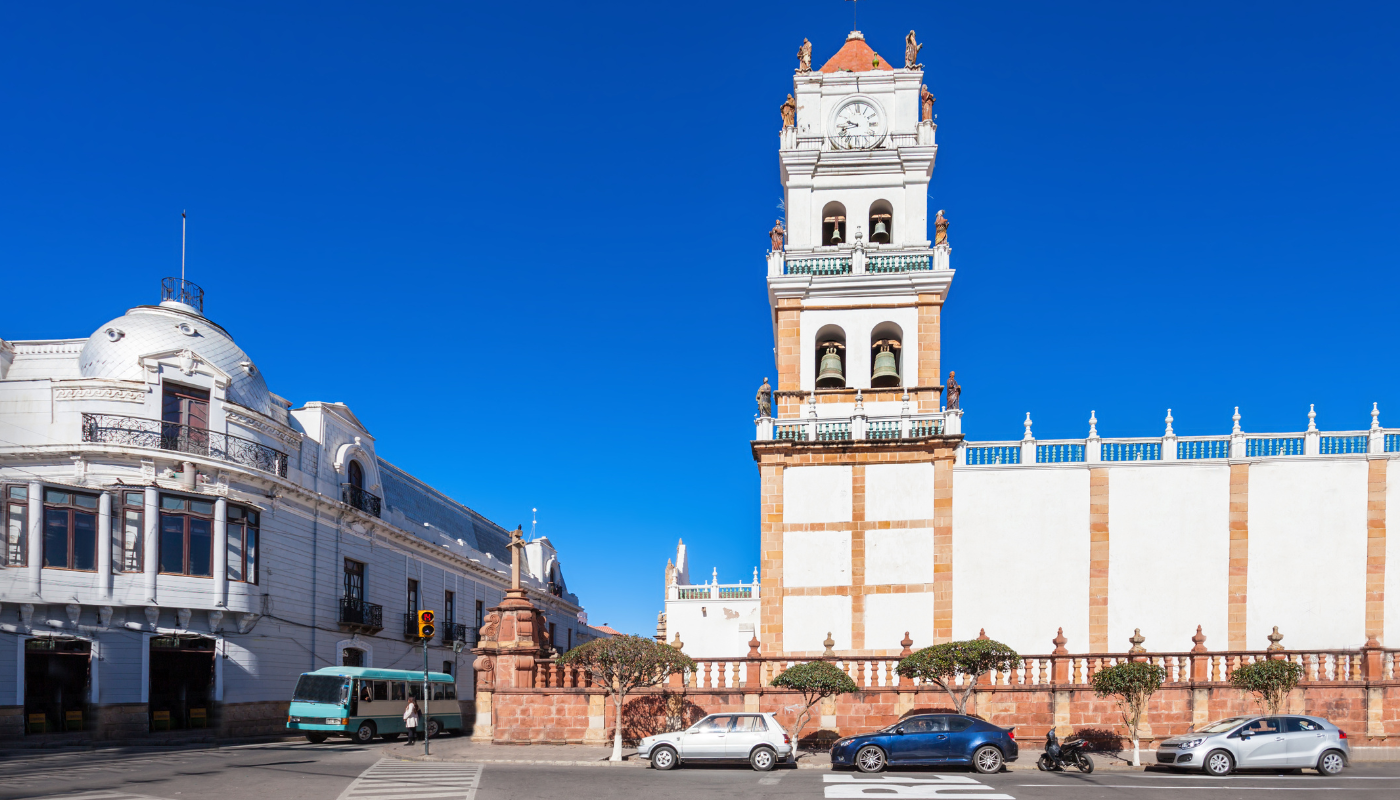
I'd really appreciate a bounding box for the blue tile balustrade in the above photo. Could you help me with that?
[1178,439,1231,459]
[966,446,1020,465]
[1036,444,1085,463]
[867,255,932,273]
[909,419,943,437]
[677,587,709,600]
[816,422,852,441]
[786,257,852,276]
[1388,434,1400,453]
[1101,442,1162,462]
[1320,435,1369,454]
[868,421,901,440]
[1246,437,1304,457]
[775,423,808,441]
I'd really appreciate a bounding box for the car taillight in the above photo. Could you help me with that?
[1338,730,1348,739]
[783,734,791,744]
[1008,729,1015,740]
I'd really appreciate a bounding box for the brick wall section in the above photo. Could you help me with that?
[1088,469,1110,652]
[916,296,942,412]
[1228,463,1250,650]
[760,462,786,654]
[775,299,803,416]
[933,456,954,642]
[1368,458,1387,642]
[850,466,867,650]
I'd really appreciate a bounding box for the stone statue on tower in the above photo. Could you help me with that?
[934,209,949,246]
[905,30,923,70]
[769,219,786,251]
[921,85,936,121]
[797,38,812,74]
[756,377,772,418]
[780,94,796,128]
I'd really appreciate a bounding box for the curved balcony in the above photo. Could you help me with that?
[81,413,289,477]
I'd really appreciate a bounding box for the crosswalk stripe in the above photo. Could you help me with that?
[337,759,483,800]
[822,774,1014,799]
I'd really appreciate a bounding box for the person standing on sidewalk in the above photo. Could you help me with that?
[403,697,420,745]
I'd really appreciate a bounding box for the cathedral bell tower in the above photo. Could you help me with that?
[753,30,962,658]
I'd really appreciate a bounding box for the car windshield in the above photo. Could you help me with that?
[293,674,348,705]
[1195,717,1250,734]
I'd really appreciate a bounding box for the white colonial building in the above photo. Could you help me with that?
[0,279,598,740]
[672,29,1400,661]
[657,540,760,658]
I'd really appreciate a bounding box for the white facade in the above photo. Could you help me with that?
[659,541,759,658]
[0,283,597,739]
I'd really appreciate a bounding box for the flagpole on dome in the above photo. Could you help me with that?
[181,210,187,285]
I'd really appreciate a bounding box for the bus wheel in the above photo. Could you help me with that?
[426,718,441,739]
[304,733,328,744]
[352,721,377,744]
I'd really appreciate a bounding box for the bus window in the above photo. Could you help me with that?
[373,681,388,701]
[408,684,422,700]
[433,684,446,701]
[358,681,373,703]
[293,674,348,705]
[391,682,405,701]
[445,684,457,701]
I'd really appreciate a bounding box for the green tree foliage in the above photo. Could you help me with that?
[559,635,696,761]
[1091,661,1166,766]
[1229,659,1304,715]
[770,660,858,746]
[895,639,1021,715]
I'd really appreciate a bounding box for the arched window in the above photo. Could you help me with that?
[815,324,847,389]
[821,202,847,246]
[342,647,365,667]
[868,200,893,244]
[870,322,903,388]
[348,460,364,490]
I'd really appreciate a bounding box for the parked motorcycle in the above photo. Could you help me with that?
[1037,729,1095,773]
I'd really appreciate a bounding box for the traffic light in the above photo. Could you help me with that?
[417,610,435,640]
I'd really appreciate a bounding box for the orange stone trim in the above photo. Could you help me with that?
[775,298,802,415]
[917,296,942,412]
[782,583,937,597]
[851,465,867,650]
[1088,469,1110,652]
[933,456,954,641]
[1228,463,1250,650]
[760,463,786,654]
[1366,458,1387,642]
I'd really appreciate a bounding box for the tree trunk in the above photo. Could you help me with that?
[611,690,625,762]
[1131,734,1140,767]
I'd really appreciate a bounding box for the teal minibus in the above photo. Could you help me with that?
[286,666,464,744]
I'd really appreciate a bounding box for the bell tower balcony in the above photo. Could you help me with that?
[768,242,949,278]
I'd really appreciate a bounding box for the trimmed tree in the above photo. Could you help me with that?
[558,634,696,761]
[1090,661,1166,766]
[1230,659,1304,715]
[770,660,858,747]
[895,638,1021,715]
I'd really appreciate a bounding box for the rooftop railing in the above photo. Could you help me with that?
[668,582,761,601]
[756,411,952,443]
[82,413,289,477]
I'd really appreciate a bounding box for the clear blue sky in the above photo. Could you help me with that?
[3,3,1399,637]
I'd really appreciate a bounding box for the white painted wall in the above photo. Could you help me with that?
[866,592,934,653]
[952,467,1091,655]
[784,595,852,653]
[1248,460,1368,650]
[799,307,919,392]
[783,465,852,523]
[866,528,934,585]
[866,463,935,522]
[783,529,851,587]
[1106,465,1230,652]
[665,598,760,659]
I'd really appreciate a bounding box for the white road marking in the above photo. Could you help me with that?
[824,774,1014,799]
[758,771,788,785]
[337,759,483,800]
[22,792,168,800]
[1016,785,1381,791]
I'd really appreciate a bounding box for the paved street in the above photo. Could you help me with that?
[2,744,1399,800]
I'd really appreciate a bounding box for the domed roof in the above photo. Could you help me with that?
[78,302,275,417]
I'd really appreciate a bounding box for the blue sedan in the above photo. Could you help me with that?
[830,714,1018,773]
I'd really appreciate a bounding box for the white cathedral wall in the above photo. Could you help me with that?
[866,528,934,585]
[866,463,935,522]
[665,598,760,659]
[783,465,852,523]
[866,592,935,652]
[1106,465,1231,652]
[784,595,853,653]
[951,467,1091,655]
[784,529,852,587]
[798,307,919,393]
[1247,460,1368,650]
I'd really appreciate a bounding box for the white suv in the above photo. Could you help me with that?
[637,712,793,771]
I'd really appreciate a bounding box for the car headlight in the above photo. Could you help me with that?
[1179,738,1205,749]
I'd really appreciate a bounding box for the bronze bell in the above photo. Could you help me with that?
[871,220,889,243]
[830,223,842,244]
[816,346,845,387]
[871,345,900,387]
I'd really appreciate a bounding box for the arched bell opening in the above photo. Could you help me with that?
[870,322,904,388]
[821,202,847,247]
[868,199,893,244]
[814,324,847,389]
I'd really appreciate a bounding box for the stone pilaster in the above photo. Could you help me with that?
[1228,464,1250,650]
[1088,469,1110,652]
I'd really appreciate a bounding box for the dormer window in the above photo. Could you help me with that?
[348,460,365,491]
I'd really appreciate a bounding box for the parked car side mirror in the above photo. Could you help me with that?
[895,727,905,735]
[1240,732,1252,740]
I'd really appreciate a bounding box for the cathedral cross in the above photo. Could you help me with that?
[508,525,525,591]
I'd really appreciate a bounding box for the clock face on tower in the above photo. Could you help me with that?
[832,100,882,149]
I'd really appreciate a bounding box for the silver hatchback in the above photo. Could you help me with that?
[637,712,794,771]
[1156,715,1350,775]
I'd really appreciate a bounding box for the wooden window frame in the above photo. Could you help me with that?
[118,491,144,573]
[344,558,365,601]
[42,488,99,572]
[3,484,28,568]
[444,590,455,627]
[158,494,215,577]
[407,579,419,615]
[226,505,260,584]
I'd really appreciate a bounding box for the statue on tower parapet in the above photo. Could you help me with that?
[934,209,949,246]
[905,30,923,70]
[780,94,796,128]
[756,377,772,418]
[921,85,936,121]
[797,38,812,74]
[768,219,786,251]
[946,371,961,410]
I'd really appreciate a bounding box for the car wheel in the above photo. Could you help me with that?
[1204,749,1234,776]
[352,721,376,745]
[750,747,776,772]
[652,746,678,771]
[973,745,1003,774]
[304,733,328,744]
[1076,753,1095,774]
[856,745,886,773]
[1317,750,1345,776]
[426,718,441,739]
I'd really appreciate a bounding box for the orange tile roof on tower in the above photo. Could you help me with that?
[819,32,895,73]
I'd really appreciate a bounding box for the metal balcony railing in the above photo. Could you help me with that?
[161,277,204,313]
[339,598,382,632]
[341,483,381,517]
[441,623,469,646]
[404,613,420,639]
[82,413,289,477]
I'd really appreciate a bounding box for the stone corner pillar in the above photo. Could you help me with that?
[469,590,550,741]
